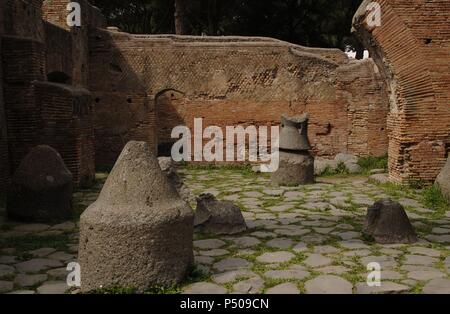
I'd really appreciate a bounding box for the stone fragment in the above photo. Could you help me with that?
[158,157,196,203]
[435,157,450,201]
[363,199,417,244]
[194,193,247,235]
[78,142,194,293]
[7,145,73,222]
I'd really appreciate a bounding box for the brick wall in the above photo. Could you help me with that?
[89,31,389,167]
[0,0,96,186]
[34,82,95,186]
[0,39,7,197]
[353,0,450,184]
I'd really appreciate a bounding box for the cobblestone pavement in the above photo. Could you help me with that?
[0,170,449,294]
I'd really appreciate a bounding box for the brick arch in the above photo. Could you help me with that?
[353,0,450,184]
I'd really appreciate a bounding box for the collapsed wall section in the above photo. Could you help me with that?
[353,0,450,184]
[89,31,389,167]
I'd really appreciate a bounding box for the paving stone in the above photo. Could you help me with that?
[183,282,226,294]
[199,249,229,257]
[343,250,371,257]
[407,247,441,257]
[316,266,349,275]
[0,264,15,278]
[47,252,75,262]
[305,275,353,294]
[233,276,264,294]
[257,251,295,264]
[425,234,450,243]
[47,268,69,280]
[407,270,445,281]
[335,231,361,240]
[251,231,276,239]
[14,274,48,288]
[422,278,450,294]
[301,234,328,244]
[382,271,403,280]
[355,282,410,294]
[400,265,438,272]
[15,258,63,273]
[339,241,370,250]
[268,205,294,212]
[232,237,261,248]
[0,281,14,293]
[360,256,397,268]
[266,238,293,249]
[379,248,403,256]
[50,221,76,232]
[313,245,340,254]
[0,256,18,264]
[213,258,252,272]
[263,189,283,196]
[264,268,310,280]
[273,228,310,237]
[14,224,50,233]
[431,227,450,234]
[195,256,214,265]
[304,254,332,268]
[243,191,264,198]
[212,270,257,284]
[7,290,36,294]
[29,248,57,258]
[194,239,226,250]
[403,255,438,266]
[293,242,308,253]
[266,283,300,294]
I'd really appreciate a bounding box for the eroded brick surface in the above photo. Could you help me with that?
[353,0,450,184]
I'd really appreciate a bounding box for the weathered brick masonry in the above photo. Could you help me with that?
[89,31,389,166]
[0,0,102,187]
[353,0,450,184]
[0,0,394,195]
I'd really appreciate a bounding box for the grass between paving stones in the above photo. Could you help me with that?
[0,233,72,252]
[377,182,449,219]
[86,264,211,294]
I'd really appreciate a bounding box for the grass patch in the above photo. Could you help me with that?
[358,155,388,173]
[0,234,71,252]
[422,186,449,216]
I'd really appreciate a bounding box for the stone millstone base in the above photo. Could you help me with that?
[78,141,194,293]
[363,199,418,244]
[79,209,194,292]
[7,184,73,222]
[271,151,314,186]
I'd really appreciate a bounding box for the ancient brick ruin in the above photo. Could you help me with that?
[353,0,450,184]
[0,0,448,198]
